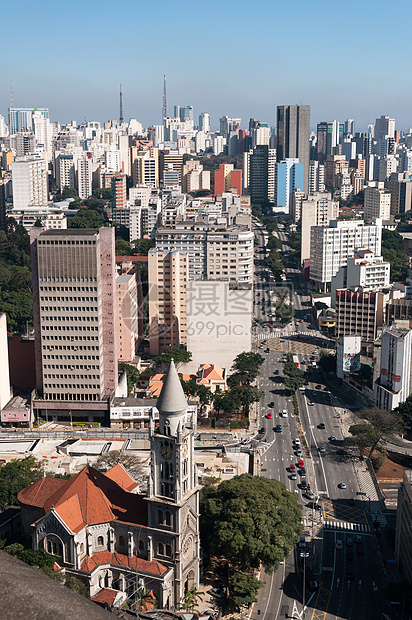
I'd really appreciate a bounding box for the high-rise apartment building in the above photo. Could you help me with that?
[276,105,310,192]
[11,154,48,210]
[325,154,348,189]
[156,222,254,283]
[134,149,159,187]
[309,160,325,193]
[385,172,412,216]
[77,156,93,200]
[148,249,188,355]
[56,154,76,191]
[300,192,339,263]
[364,186,391,220]
[214,164,242,197]
[374,115,395,141]
[331,249,391,305]
[30,227,118,424]
[249,145,276,205]
[8,107,49,135]
[159,151,184,185]
[116,267,140,362]
[198,113,210,133]
[310,219,382,291]
[112,173,127,209]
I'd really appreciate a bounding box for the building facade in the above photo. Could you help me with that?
[11,154,48,210]
[375,326,412,410]
[276,104,310,193]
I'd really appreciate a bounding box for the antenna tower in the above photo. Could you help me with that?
[10,82,14,108]
[119,83,124,124]
[162,74,167,121]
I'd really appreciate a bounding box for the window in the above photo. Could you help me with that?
[119,536,126,547]
[97,536,104,546]
[158,542,164,555]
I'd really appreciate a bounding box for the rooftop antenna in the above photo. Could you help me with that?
[10,82,14,108]
[162,74,167,121]
[119,83,124,124]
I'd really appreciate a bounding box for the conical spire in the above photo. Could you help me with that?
[157,359,188,415]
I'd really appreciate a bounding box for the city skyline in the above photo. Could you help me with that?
[2,0,412,130]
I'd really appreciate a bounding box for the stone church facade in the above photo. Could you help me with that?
[18,361,200,609]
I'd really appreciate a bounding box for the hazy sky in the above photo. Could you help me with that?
[3,0,412,131]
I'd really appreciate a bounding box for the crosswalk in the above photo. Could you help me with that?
[324,520,371,533]
[255,330,324,340]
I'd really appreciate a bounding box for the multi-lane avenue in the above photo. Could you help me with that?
[249,222,385,620]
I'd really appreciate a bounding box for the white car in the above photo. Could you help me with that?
[280,410,288,417]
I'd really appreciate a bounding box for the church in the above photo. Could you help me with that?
[18,361,200,609]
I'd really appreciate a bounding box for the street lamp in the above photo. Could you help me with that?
[300,552,310,607]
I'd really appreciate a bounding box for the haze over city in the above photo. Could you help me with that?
[3,0,412,128]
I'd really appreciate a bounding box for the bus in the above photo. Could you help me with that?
[292,355,299,368]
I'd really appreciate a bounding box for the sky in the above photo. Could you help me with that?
[2,0,412,132]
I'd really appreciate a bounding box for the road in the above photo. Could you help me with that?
[250,221,385,620]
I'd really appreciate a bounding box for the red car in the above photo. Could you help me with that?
[289,464,296,472]
[267,412,272,419]
[298,460,305,468]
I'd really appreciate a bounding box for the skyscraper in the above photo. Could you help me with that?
[11,154,48,210]
[8,107,49,135]
[275,159,304,213]
[276,105,310,192]
[375,115,395,140]
[30,227,118,424]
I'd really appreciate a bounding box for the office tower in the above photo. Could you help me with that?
[276,105,310,192]
[219,116,241,139]
[275,159,304,213]
[309,160,325,193]
[251,123,270,148]
[316,120,341,162]
[385,172,412,216]
[341,138,356,161]
[324,154,348,189]
[179,106,193,122]
[331,249,391,305]
[335,288,384,349]
[375,115,395,140]
[30,227,118,423]
[199,112,210,133]
[310,219,382,292]
[77,156,93,200]
[344,119,355,135]
[364,186,391,220]
[376,326,412,410]
[116,267,140,362]
[148,249,188,355]
[214,164,242,197]
[300,192,339,263]
[8,107,49,135]
[163,165,180,188]
[249,145,276,205]
[112,173,127,209]
[11,154,48,210]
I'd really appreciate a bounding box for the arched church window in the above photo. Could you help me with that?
[158,542,164,555]
[165,511,172,526]
[157,509,163,524]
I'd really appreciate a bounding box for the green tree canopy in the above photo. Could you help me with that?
[0,456,44,510]
[118,362,140,392]
[230,352,264,385]
[115,238,132,256]
[318,350,336,373]
[200,474,302,574]
[381,229,409,282]
[349,407,404,458]
[67,208,109,229]
[132,239,156,255]
[153,349,192,373]
[283,353,304,392]
[394,394,412,428]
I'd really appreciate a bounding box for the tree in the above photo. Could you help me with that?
[200,474,302,577]
[318,350,336,373]
[349,407,404,458]
[153,349,192,373]
[230,352,264,385]
[395,394,412,428]
[132,238,156,255]
[381,229,409,282]
[67,208,109,229]
[0,456,44,511]
[230,571,262,608]
[118,362,140,392]
[181,585,204,612]
[283,354,304,393]
[115,238,131,256]
[94,450,147,487]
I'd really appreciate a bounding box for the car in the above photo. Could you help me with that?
[258,427,265,434]
[347,537,353,547]
[265,348,270,353]
[299,468,306,476]
[298,459,304,468]
[267,412,272,419]
[329,435,336,441]
[346,570,355,581]
[308,402,314,406]
[289,464,296,472]
[300,479,308,489]
[280,409,288,417]
[290,472,297,480]
[299,536,306,548]
[275,424,282,432]
[262,391,265,396]
[315,384,322,389]
[308,502,322,510]
[304,491,315,500]
[299,319,303,323]
[357,545,364,555]
[241,438,252,445]
[259,344,264,349]
[336,540,343,550]
[274,369,279,375]
[318,423,326,429]
[355,535,362,544]
[346,550,354,561]
[339,482,347,489]
[348,498,355,506]
[295,449,303,457]
[319,446,326,453]
[269,402,275,408]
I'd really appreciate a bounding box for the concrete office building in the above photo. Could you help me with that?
[374,115,395,141]
[376,326,412,410]
[30,227,118,425]
[249,145,276,205]
[11,154,48,210]
[331,250,390,306]
[155,222,254,283]
[276,105,310,193]
[148,249,188,356]
[325,155,348,190]
[316,120,341,162]
[310,219,382,291]
[364,186,391,220]
[395,470,412,585]
[300,192,339,264]
[275,158,304,213]
[335,287,384,348]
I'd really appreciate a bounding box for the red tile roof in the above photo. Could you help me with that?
[81,551,168,576]
[91,588,120,606]
[104,463,139,493]
[17,477,67,508]
[30,466,148,532]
